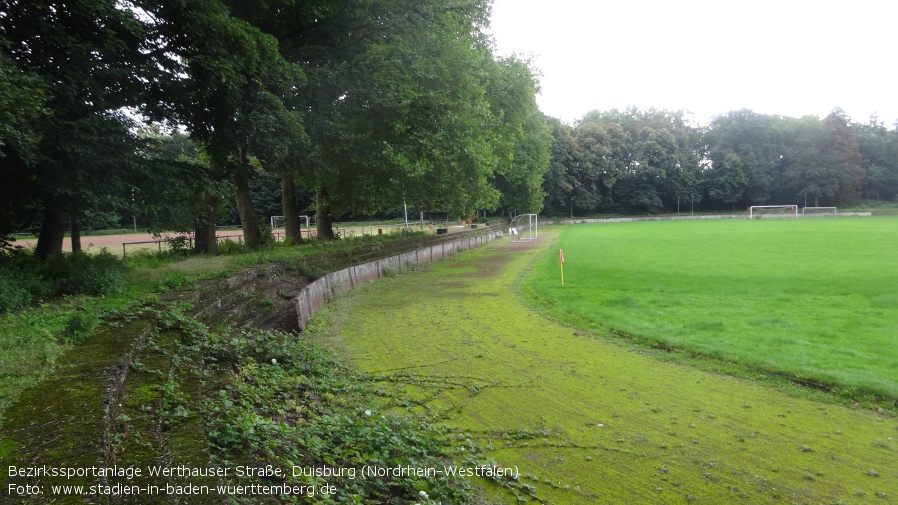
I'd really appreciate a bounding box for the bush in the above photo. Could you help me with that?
[42,250,127,297]
[59,311,100,344]
[0,249,127,313]
[217,238,245,254]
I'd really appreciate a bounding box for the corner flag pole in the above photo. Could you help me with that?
[559,248,564,287]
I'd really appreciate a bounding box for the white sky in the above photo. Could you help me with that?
[488,0,898,126]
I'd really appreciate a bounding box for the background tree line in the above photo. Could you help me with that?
[542,107,898,216]
[0,0,551,256]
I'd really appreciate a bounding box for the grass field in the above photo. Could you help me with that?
[525,217,898,399]
[320,233,898,504]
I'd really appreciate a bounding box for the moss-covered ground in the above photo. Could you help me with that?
[322,229,898,504]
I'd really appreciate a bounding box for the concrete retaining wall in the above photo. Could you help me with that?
[295,230,504,331]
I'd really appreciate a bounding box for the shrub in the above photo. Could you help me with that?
[0,249,127,313]
[217,238,244,254]
[59,311,99,344]
[42,250,126,297]
[164,235,192,256]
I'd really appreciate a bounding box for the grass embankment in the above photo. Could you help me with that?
[525,217,898,400]
[323,231,898,504]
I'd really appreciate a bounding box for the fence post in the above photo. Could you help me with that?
[122,243,127,257]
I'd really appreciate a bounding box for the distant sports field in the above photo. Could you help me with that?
[525,216,898,398]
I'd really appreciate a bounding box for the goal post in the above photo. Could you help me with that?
[271,215,311,228]
[801,206,837,217]
[748,205,798,219]
[509,214,539,242]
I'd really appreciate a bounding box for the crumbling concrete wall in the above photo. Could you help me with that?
[295,231,504,331]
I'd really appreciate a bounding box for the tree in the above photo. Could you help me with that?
[855,116,898,201]
[784,110,863,206]
[704,110,789,208]
[488,57,552,215]
[707,151,747,210]
[237,0,505,237]
[0,48,47,248]
[1,0,152,257]
[140,0,306,250]
[541,117,576,216]
[134,128,233,252]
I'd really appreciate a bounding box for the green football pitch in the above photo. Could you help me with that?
[525,216,898,398]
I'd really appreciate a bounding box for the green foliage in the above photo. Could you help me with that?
[42,250,127,297]
[59,311,99,345]
[0,0,156,256]
[0,249,126,313]
[546,106,898,216]
[155,319,479,504]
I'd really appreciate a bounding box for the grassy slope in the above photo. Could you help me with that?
[323,231,898,504]
[526,217,898,398]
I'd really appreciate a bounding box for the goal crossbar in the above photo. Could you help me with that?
[270,215,311,228]
[748,205,798,219]
[509,213,539,242]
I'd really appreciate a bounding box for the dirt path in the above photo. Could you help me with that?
[320,230,897,504]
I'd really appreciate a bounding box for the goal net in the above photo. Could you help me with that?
[748,205,798,219]
[509,214,539,242]
[270,215,312,228]
[801,206,837,217]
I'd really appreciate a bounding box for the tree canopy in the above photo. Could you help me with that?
[542,106,896,216]
[0,0,552,252]
[4,0,896,254]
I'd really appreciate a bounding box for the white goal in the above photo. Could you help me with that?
[270,215,312,228]
[509,214,539,242]
[748,205,798,219]
[801,206,837,217]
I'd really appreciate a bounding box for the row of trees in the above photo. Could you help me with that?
[543,107,898,216]
[0,0,551,256]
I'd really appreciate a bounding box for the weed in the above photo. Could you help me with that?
[59,311,99,345]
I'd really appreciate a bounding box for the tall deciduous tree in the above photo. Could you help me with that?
[488,56,552,215]
[141,0,305,250]
[1,0,151,257]
[784,110,864,206]
[541,117,577,216]
[705,109,789,208]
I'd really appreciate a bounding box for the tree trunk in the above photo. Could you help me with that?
[234,172,261,248]
[280,170,302,245]
[35,204,66,259]
[194,192,219,255]
[315,187,337,240]
[70,213,82,253]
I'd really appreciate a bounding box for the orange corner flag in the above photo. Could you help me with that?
[559,248,565,286]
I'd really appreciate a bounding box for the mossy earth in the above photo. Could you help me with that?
[322,228,898,504]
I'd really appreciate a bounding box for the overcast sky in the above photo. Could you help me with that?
[488,0,897,126]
